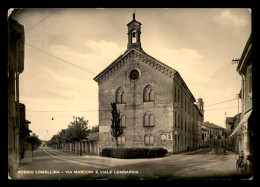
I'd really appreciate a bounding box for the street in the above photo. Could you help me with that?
[16,146,252,180]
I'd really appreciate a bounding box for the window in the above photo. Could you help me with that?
[129,69,139,81]
[116,87,125,104]
[184,119,186,131]
[174,85,177,102]
[174,112,177,127]
[181,116,183,129]
[178,114,180,128]
[131,30,137,43]
[149,114,155,126]
[118,136,125,145]
[181,93,183,108]
[184,97,186,111]
[143,85,154,102]
[144,134,153,145]
[144,112,155,127]
[178,89,180,103]
[175,135,177,145]
[120,115,126,127]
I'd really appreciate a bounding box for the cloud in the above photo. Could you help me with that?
[214,10,247,27]
[148,47,207,96]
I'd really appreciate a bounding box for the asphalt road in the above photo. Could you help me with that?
[15,146,252,180]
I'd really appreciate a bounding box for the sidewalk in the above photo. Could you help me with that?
[19,149,33,165]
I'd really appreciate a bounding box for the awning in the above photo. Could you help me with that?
[228,110,252,138]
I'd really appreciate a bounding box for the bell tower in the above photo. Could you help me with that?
[127,12,143,51]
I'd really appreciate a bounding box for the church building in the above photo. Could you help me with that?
[94,14,204,154]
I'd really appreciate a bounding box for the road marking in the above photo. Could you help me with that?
[44,148,118,166]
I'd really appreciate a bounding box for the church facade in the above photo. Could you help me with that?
[94,14,204,154]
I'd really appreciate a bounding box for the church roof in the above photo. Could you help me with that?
[93,48,196,102]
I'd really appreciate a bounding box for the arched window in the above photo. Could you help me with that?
[144,112,155,127]
[143,85,154,102]
[131,30,137,43]
[116,87,125,104]
[144,134,153,145]
[118,136,125,145]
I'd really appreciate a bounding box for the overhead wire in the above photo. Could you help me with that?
[25,8,60,33]
[25,43,97,75]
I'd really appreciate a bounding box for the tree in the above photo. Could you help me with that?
[110,102,123,148]
[26,133,42,151]
[69,117,90,155]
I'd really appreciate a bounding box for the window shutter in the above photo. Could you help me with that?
[121,116,126,127]
[144,135,149,145]
[150,135,154,145]
[116,90,121,103]
[122,136,125,145]
[149,89,154,101]
[144,89,149,101]
[144,115,149,126]
[121,91,125,103]
[149,114,154,126]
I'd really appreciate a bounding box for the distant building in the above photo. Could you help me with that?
[8,18,25,179]
[226,113,241,153]
[201,124,209,147]
[203,121,227,147]
[19,103,32,158]
[229,34,252,172]
[94,14,204,154]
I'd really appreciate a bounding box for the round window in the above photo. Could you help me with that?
[129,69,139,81]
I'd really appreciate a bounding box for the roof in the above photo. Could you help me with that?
[93,48,196,102]
[203,122,225,130]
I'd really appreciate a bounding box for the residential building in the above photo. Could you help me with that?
[226,113,241,153]
[203,121,227,148]
[94,14,204,154]
[8,18,25,178]
[229,34,253,172]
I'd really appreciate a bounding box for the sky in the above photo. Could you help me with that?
[9,8,252,141]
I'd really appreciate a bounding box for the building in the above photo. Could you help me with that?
[94,14,204,154]
[229,34,252,172]
[202,121,227,148]
[225,113,241,153]
[8,18,25,178]
[201,124,209,148]
[19,103,32,158]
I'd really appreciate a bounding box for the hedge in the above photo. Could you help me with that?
[101,147,167,159]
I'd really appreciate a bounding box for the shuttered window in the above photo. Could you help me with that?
[144,134,153,145]
[121,115,126,127]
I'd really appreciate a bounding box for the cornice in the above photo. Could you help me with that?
[93,48,177,85]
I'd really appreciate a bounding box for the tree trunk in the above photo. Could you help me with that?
[80,140,82,156]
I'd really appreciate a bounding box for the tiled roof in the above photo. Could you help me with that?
[203,122,225,130]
